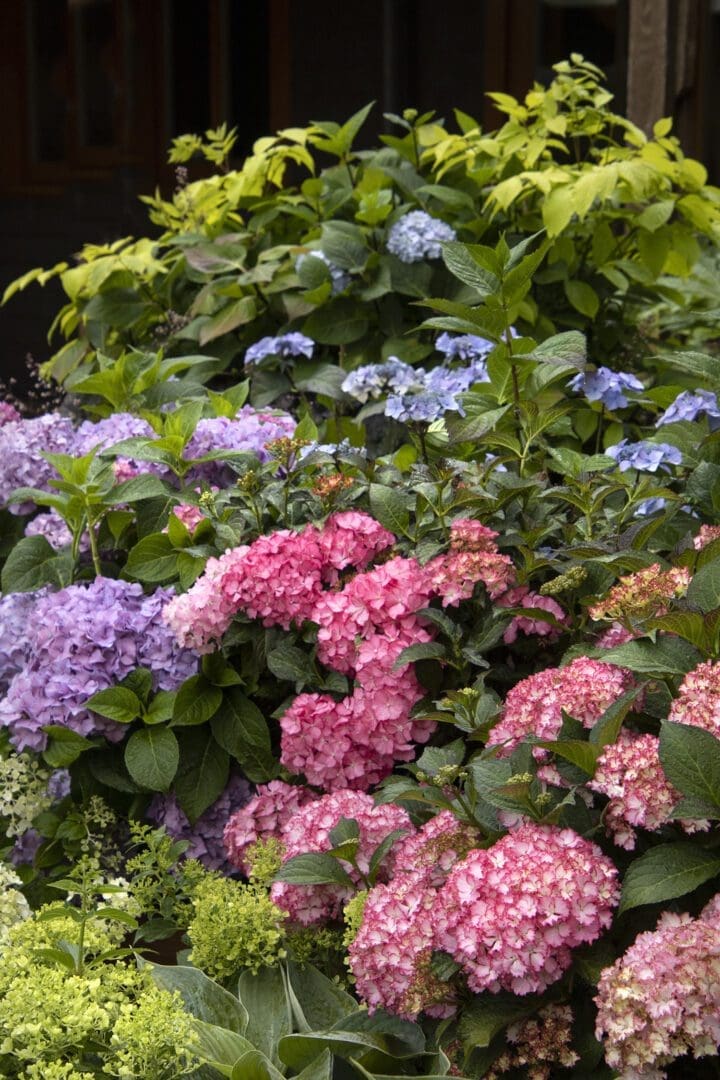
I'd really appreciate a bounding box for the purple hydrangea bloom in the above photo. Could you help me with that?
[298,439,367,460]
[46,769,72,800]
[0,413,76,514]
[244,333,315,366]
[10,828,42,867]
[24,509,87,552]
[147,774,252,870]
[386,210,456,263]
[656,389,720,428]
[0,578,198,751]
[295,250,350,294]
[0,590,46,692]
[385,390,464,423]
[569,367,643,410]
[424,359,490,395]
[183,406,296,483]
[606,440,683,473]
[436,333,495,361]
[74,413,156,455]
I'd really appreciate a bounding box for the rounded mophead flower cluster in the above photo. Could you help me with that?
[386,210,456,263]
[223,780,315,874]
[435,823,619,995]
[668,659,720,736]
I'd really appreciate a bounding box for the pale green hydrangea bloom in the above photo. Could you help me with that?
[188,875,286,981]
[0,863,30,941]
[0,755,55,837]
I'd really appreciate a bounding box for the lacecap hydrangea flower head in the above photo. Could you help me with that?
[656,388,720,428]
[569,366,643,409]
[245,332,314,365]
[606,439,683,472]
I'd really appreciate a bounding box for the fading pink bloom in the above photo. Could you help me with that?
[223,780,314,874]
[486,1005,579,1080]
[668,660,720,737]
[694,524,720,551]
[595,911,720,1077]
[589,731,708,849]
[596,622,637,649]
[163,547,249,653]
[426,549,516,606]
[271,791,411,925]
[496,585,567,644]
[436,823,619,996]
[589,564,690,622]
[487,657,636,757]
[392,810,481,888]
[449,518,500,553]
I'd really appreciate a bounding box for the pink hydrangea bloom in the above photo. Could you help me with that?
[220,526,326,630]
[487,657,636,757]
[317,511,394,583]
[694,524,720,551]
[426,549,516,606]
[595,911,720,1078]
[496,585,567,645]
[270,790,411,925]
[449,518,500,552]
[349,873,455,1019]
[668,660,720,736]
[223,780,314,874]
[436,823,619,996]
[163,547,249,653]
[596,622,637,649]
[392,810,481,888]
[589,731,707,849]
[0,402,21,425]
[280,625,432,791]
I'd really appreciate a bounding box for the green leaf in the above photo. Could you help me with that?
[321,221,369,271]
[368,484,410,537]
[124,533,178,583]
[599,636,702,676]
[174,729,230,823]
[662,350,720,385]
[107,474,170,504]
[274,853,355,887]
[172,675,223,727]
[537,738,598,776]
[619,842,720,914]
[266,643,315,687]
[199,296,257,346]
[659,721,720,817]
[279,1031,389,1072]
[230,1050,285,1080]
[527,330,586,368]
[458,992,540,1050]
[210,689,276,783]
[303,300,368,345]
[441,242,498,296]
[1,536,66,592]
[86,686,142,724]
[293,1049,333,1080]
[392,642,447,669]
[124,727,179,792]
[564,280,599,319]
[286,962,356,1031]
[192,1018,255,1073]
[687,557,720,613]
[333,1008,425,1058]
[145,690,177,725]
[147,962,248,1034]
[238,967,291,1070]
[589,686,645,748]
[42,727,93,768]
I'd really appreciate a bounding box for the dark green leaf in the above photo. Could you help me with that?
[172,675,223,727]
[392,641,447,669]
[619,842,720,914]
[124,533,178,583]
[86,686,142,724]
[238,967,290,1069]
[600,637,702,676]
[1,536,66,592]
[274,853,355,887]
[175,729,230,823]
[368,484,410,536]
[210,690,276,783]
[659,720,720,817]
[124,727,179,792]
[687,557,720,613]
[148,962,248,1033]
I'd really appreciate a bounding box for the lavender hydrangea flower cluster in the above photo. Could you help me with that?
[341,358,425,403]
[0,402,21,425]
[606,440,683,473]
[569,367,643,410]
[0,413,76,513]
[0,591,46,693]
[0,578,198,751]
[245,333,315,366]
[295,250,350,294]
[656,389,720,428]
[24,510,84,552]
[386,210,457,263]
[148,774,252,870]
[183,406,296,482]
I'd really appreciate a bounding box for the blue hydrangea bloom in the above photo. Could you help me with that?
[569,367,643,410]
[656,389,720,428]
[295,250,350,295]
[245,332,315,366]
[386,210,457,263]
[298,439,367,460]
[606,440,682,473]
[436,333,495,361]
[635,497,668,516]
[385,391,464,423]
[342,358,424,403]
